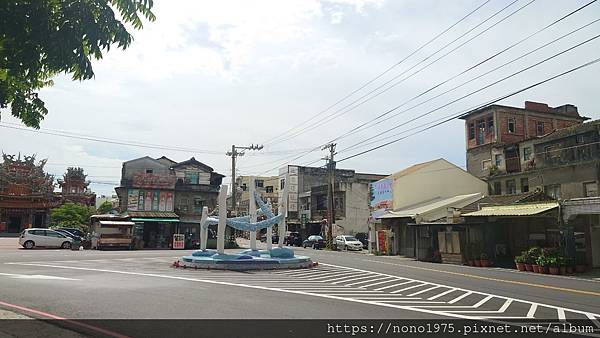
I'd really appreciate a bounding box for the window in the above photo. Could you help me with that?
[476,119,485,145]
[255,180,264,188]
[145,169,153,174]
[193,198,203,213]
[241,183,247,191]
[536,121,545,136]
[482,159,491,171]
[507,118,515,133]
[521,177,529,193]
[523,147,532,161]
[185,171,199,184]
[545,184,561,199]
[487,117,494,132]
[495,154,503,167]
[280,179,285,190]
[493,182,502,195]
[576,134,585,144]
[265,186,273,193]
[584,182,598,197]
[506,179,516,194]
[468,123,475,140]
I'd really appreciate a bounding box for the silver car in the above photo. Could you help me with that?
[19,228,74,249]
[335,235,363,251]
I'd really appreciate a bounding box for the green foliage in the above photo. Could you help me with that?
[514,255,525,264]
[50,202,94,232]
[525,247,543,264]
[0,0,155,128]
[97,200,114,214]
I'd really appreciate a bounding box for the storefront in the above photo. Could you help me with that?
[563,197,600,268]
[127,212,180,249]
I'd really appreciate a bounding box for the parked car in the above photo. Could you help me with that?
[19,228,74,249]
[56,227,85,238]
[334,235,363,251]
[259,234,279,243]
[54,229,83,242]
[355,232,369,249]
[302,235,325,249]
[284,231,302,246]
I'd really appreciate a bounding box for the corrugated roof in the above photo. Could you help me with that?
[460,191,551,214]
[99,221,135,226]
[125,211,179,218]
[462,202,558,217]
[377,193,484,219]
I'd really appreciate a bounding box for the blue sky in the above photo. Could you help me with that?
[1,0,599,196]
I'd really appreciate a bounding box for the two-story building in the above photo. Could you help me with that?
[278,165,387,238]
[233,175,279,215]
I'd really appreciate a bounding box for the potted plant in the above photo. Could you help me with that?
[565,257,575,274]
[528,247,542,273]
[523,251,533,272]
[548,257,559,275]
[558,256,567,275]
[480,253,490,267]
[514,255,526,271]
[536,255,548,274]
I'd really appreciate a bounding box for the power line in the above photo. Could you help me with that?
[327,1,599,146]
[260,0,492,146]
[270,0,530,146]
[337,32,600,154]
[335,56,600,163]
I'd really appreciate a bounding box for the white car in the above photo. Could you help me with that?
[335,235,363,251]
[19,228,74,249]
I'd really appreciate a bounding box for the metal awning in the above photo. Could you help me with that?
[376,193,484,220]
[462,202,559,217]
[98,221,135,226]
[131,218,180,222]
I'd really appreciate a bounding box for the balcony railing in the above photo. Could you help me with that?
[505,157,521,173]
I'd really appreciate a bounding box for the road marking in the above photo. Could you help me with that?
[363,259,600,297]
[450,299,513,313]
[0,272,79,281]
[407,285,440,297]
[448,291,472,304]
[346,276,392,287]
[527,303,538,318]
[374,280,412,291]
[427,288,456,300]
[354,277,398,289]
[558,308,566,321]
[390,283,428,294]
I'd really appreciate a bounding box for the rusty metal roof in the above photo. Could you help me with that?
[125,211,179,218]
[462,202,558,217]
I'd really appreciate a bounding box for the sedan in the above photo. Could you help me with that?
[19,228,73,249]
[335,235,363,251]
[302,235,325,249]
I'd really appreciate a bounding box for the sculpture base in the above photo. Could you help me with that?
[176,248,314,270]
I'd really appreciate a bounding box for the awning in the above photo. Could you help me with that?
[99,221,135,226]
[462,202,559,217]
[126,211,179,218]
[377,193,484,220]
[131,218,180,222]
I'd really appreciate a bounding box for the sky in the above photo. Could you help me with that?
[1,0,599,196]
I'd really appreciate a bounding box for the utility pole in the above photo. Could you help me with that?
[226,144,263,216]
[322,143,336,249]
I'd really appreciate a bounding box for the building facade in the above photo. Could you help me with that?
[233,175,279,215]
[278,165,386,237]
[57,167,96,207]
[0,154,60,234]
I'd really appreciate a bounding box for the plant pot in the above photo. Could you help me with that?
[559,266,566,275]
[540,266,548,274]
[473,260,481,267]
[468,260,474,266]
[525,264,533,272]
[515,262,525,271]
[549,267,559,275]
[480,259,490,267]
[575,265,586,273]
[566,266,574,274]
[532,264,540,273]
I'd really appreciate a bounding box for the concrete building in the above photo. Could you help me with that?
[278,165,386,238]
[233,175,279,215]
[57,167,96,207]
[376,159,488,258]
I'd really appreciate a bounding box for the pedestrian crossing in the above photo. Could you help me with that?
[6,256,600,334]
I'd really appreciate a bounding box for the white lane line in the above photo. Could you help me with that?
[407,286,441,297]
[318,272,368,283]
[390,283,428,294]
[586,313,600,328]
[331,275,377,285]
[415,295,494,309]
[557,308,566,321]
[427,288,457,300]
[448,291,473,304]
[526,304,538,318]
[374,280,413,291]
[0,272,80,281]
[345,276,392,287]
[449,299,514,313]
[356,277,400,289]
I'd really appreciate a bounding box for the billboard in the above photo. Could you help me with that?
[129,189,173,212]
[369,178,392,220]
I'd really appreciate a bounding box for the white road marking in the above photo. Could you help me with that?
[427,288,456,300]
[374,280,413,291]
[390,283,428,294]
[558,308,566,321]
[527,304,538,318]
[448,291,473,304]
[407,285,441,297]
[0,272,79,281]
[349,277,397,288]
[450,299,513,313]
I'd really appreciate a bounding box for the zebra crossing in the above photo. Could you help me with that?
[5,256,600,333]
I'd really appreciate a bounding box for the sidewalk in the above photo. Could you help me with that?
[0,309,86,338]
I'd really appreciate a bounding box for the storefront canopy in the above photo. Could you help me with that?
[98,221,135,226]
[462,202,559,217]
[377,193,484,221]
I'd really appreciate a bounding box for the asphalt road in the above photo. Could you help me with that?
[0,241,599,337]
